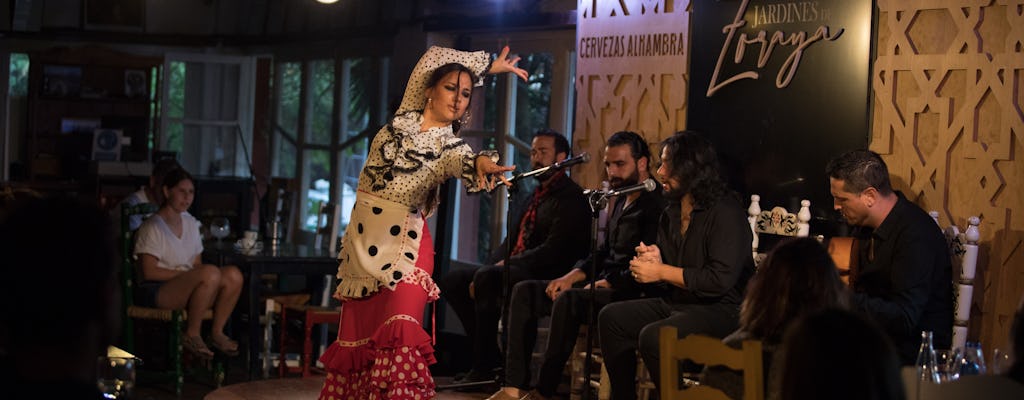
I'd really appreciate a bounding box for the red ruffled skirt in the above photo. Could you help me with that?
[318,222,437,400]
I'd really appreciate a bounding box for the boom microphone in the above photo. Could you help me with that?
[586,178,657,197]
[551,152,590,170]
[496,152,592,187]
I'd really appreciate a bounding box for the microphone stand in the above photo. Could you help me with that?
[435,165,531,391]
[437,160,582,391]
[582,190,609,400]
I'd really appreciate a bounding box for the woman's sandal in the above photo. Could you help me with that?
[210,334,240,356]
[183,335,214,359]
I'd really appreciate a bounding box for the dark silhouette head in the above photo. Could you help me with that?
[779,308,905,400]
[741,237,850,343]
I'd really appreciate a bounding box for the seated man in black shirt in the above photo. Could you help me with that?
[599,131,754,400]
[826,149,953,364]
[440,129,592,383]
[488,131,667,400]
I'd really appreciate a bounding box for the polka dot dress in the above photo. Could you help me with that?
[319,346,435,400]
[320,46,496,400]
[319,222,437,400]
[334,193,434,299]
[358,46,496,212]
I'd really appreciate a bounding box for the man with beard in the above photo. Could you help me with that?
[826,150,952,365]
[599,131,754,400]
[440,129,592,385]
[487,131,667,400]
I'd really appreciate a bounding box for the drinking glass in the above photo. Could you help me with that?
[210,217,231,245]
[934,349,962,383]
[993,348,1012,375]
[96,355,137,399]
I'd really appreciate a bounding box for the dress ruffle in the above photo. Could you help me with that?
[319,316,436,399]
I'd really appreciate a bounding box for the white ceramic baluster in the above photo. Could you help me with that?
[797,199,811,237]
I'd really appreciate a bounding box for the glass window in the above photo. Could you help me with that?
[161,56,254,178]
[8,53,29,97]
[301,148,331,231]
[274,62,302,178]
[513,52,554,142]
[337,57,373,231]
[166,61,185,119]
[277,62,302,140]
[450,51,557,264]
[270,57,385,237]
[308,60,334,146]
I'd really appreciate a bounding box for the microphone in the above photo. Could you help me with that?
[496,152,592,187]
[585,178,657,197]
[551,152,590,170]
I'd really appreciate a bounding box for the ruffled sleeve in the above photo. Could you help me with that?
[438,134,499,194]
[396,46,491,115]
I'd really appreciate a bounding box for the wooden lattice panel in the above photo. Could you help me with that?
[873,0,1024,351]
[574,1,690,188]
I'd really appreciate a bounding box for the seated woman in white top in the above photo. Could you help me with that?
[134,168,242,358]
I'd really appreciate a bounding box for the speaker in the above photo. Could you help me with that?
[92,129,123,161]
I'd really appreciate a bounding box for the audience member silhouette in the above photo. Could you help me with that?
[778,308,905,400]
[1,196,119,398]
[703,237,850,399]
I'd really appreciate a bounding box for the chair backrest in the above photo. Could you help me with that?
[931,211,981,351]
[120,202,159,309]
[659,326,764,400]
[826,236,858,286]
[267,177,298,242]
[313,201,341,252]
[748,195,811,263]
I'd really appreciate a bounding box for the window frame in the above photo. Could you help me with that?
[268,55,389,237]
[446,30,578,265]
[160,53,258,178]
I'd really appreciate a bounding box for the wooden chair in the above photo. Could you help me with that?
[569,325,611,400]
[931,211,981,351]
[826,236,858,286]
[659,327,764,400]
[747,195,811,264]
[276,297,341,377]
[119,203,221,395]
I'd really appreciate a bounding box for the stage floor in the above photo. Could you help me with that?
[202,376,494,400]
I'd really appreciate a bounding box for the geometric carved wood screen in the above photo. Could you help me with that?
[872,0,1024,352]
[573,1,689,188]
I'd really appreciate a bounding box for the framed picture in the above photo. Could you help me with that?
[84,0,145,32]
[124,69,147,98]
[42,65,83,98]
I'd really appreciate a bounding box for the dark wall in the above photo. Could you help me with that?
[686,0,874,231]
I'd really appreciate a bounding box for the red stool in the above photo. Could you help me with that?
[277,304,341,377]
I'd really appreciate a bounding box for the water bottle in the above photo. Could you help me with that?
[916,331,940,383]
[959,342,987,376]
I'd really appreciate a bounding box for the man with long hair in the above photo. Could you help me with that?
[599,131,755,400]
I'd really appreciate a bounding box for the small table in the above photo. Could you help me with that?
[205,242,338,379]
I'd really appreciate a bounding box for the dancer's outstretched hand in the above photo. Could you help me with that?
[488,46,529,82]
[476,155,515,191]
